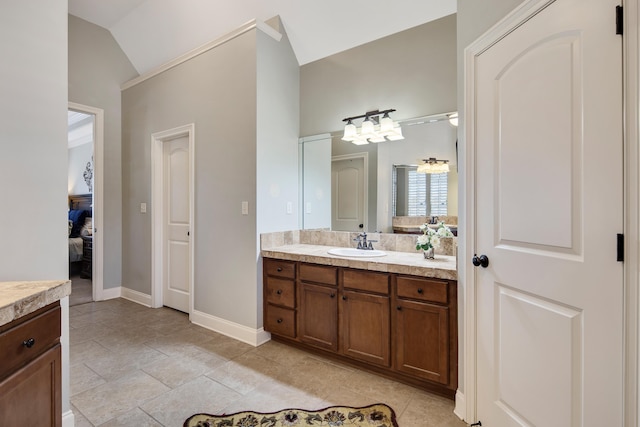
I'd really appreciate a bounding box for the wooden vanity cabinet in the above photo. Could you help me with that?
[0,302,62,426]
[263,259,297,339]
[298,263,338,351]
[263,257,457,398]
[340,269,390,367]
[394,276,457,387]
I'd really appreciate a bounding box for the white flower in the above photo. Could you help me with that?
[417,234,429,245]
[431,235,441,248]
[419,224,428,232]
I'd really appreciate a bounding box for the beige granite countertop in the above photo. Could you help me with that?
[261,244,457,280]
[0,280,71,327]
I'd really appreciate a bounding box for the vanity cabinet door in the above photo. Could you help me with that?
[394,298,449,384]
[298,283,338,351]
[341,290,390,367]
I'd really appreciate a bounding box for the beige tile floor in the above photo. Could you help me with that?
[69,298,467,426]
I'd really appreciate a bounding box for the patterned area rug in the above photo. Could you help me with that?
[183,403,398,427]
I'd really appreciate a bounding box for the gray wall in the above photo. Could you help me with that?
[0,1,68,280]
[300,14,457,137]
[123,24,298,329]
[69,15,139,289]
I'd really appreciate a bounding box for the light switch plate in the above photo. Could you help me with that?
[242,201,249,215]
[140,202,147,213]
[286,202,292,214]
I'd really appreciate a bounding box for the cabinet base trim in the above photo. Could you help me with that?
[454,390,465,421]
[63,410,75,427]
[191,310,271,347]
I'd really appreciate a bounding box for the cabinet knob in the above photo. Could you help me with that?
[276,289,282,295]
[277,267,283,272]
[417,288,423,294]
[330,292,336,298]
[277,318,283,324]
[396,306,402,311]
[342,295,347,301]
[23,338,35,348]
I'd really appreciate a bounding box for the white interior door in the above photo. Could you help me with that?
[163,136,190,312]
[332,157,365,231]
[471,0,623,425]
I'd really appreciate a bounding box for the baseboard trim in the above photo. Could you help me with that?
[191,309,271,347]
[62,410,75,427]
[97,286,121,301]
[120,287,152,307]
[454,390,466,421]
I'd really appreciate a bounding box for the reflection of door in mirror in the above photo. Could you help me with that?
[332,155,366,231]
[393,165,448,217]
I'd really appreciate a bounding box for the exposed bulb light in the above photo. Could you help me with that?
[417,157,450,174]
[341,109,404,145]
[448,112,458,127]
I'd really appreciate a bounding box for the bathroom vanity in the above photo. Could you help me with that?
[262,242,457,398]
[0,280,70,426]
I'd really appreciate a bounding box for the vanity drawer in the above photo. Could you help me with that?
[264,258,296,279]
[299,263,337,286]
[265,277,295,308]
[343,269,389,295]
[265,306,296,338]
[396,276,448,305]
[0,304,61,380]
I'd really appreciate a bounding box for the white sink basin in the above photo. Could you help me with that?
[327,248,387,258]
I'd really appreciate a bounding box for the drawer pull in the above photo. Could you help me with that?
[277,318,283,324]
[276,289,282,295]
[342,295,347,301]
[330,292,336,298]
[417,288,424,294]
[277,267,283,272]
[396,306,402,311]
[22,338,35,348]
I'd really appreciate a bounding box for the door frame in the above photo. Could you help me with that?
[331,152,369,231]
[151,124,195,315]
[68,102,104,302]
[461,0,639,424]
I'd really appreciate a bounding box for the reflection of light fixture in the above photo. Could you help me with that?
[341,109,404,145]
[417,157,450,174]
[448,112,458,127]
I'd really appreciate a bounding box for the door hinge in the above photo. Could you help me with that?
[616,5,623,35]
[617,233,624,262]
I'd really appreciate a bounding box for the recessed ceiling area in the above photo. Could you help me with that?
[68,0,456,75]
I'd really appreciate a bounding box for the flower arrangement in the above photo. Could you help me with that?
[416,222,454,255]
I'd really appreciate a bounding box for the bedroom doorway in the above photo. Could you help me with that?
[68,102,104,305]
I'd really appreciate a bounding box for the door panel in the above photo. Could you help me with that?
[472,0,623,425]
[163,136,190,312]
[332,157,364,231]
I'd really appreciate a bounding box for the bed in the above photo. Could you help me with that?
[68,194,92,275]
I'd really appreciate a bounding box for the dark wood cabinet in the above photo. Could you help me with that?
[81,235,92,279]
[263,258,457,398]
[263,259,297,339]
[0,302,62,426]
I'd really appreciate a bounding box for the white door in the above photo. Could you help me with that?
[472,0,623,425]
[163,136,190,312]
[332,157,365,232]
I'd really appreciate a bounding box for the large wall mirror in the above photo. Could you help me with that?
[300,112,458,233]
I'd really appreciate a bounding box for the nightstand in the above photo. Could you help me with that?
[80,236,92,279]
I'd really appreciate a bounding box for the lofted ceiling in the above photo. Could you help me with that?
[68,0,456,76]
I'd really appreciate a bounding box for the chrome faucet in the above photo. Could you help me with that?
[354,232,377,250]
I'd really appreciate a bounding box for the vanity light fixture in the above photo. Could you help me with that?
[448,112,458,127]
[417,157,450,174]
[341,109,404,145]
